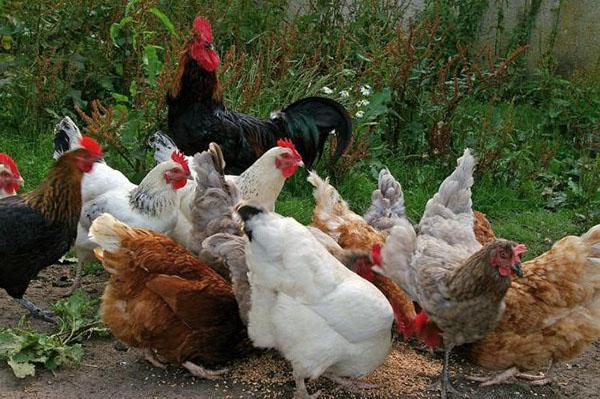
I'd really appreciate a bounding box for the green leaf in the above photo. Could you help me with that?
[149,7,177,37]
[143,45,163,88]
[8,358,35,378]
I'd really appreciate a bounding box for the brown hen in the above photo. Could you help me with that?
[90,213,250,378]
[468,224,600,385]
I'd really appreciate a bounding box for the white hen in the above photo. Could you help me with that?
[54,118,190,292]
[148,132,304,248]
[237,204,393,398]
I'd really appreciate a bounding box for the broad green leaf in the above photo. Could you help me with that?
[149,7,177,37]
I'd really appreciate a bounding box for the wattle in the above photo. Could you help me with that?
[282,164,297,178]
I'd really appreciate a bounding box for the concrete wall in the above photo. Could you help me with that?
[288,0,600,76]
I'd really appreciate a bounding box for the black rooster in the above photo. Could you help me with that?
[166,17,352,174]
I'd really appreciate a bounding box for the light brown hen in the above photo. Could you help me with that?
[90,213,250,378]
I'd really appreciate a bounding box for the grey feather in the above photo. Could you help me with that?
[363,168,407,235]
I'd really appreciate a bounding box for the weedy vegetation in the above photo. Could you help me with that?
[0,0,598,376]
[0,290,107,378]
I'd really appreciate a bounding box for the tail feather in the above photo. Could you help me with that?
[307,170,349,216]
[364,168,407,234]
[89,213,137,254]
[419,149,479,249]
[190,143,241,253]
[583,224,600,266]
[148,131,179,164]
[279,96,352,168]
[53,117,83,159]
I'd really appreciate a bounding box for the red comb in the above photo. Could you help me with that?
[276,138,302,161]
[0,153,20,177]
[371,243,383,266]
[79,136,103,158]
[171,150,190,175]
[193,17,213,43]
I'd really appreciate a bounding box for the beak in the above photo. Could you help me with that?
[208,43,215,50]
[16,176,24,185]
[512,262,523,278]
[297,160,305,168]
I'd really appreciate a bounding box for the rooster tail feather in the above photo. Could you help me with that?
[148,131,179,164]
[279,96,352,168]
[89,213,136,254]
[364,168,407,230]
[53,117,83,160]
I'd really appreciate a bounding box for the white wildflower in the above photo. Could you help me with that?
[355,110,365,118]
[360,85,372,96]
[339,90,350,98]
[321,86,334,95]
[356,99,370,107]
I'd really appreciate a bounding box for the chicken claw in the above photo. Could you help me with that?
[293,374,321,399]
[143,349,166,369]
[15,297,57,324]
[466,365,553,386]
[182,361,228,380]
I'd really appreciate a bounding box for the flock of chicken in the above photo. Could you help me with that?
[1,15,599,399]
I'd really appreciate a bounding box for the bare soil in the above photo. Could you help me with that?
[1,265,599,399]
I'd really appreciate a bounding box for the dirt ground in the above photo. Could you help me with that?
[1,265,599,399]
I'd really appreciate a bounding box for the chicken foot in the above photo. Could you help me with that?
[428,347,464,399]
[293,372,321,399]
[143,349,166,369]
[65,260,83,296]
[182,361,228,380]
[466,362,554,386]
[55,260,83,296]
[325,374,378,393]
[15,297,56,324]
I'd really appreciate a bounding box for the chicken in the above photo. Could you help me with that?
[54,117,135,291]
[473,210,496,245]
[89,213,250,377]
[0,137,102,322]
[466,224,600,385]
[148,131,303,249]
[151,125,304,213]
[236,203,393,398]
[308,170,416,337]
[0,153,24,198]
[166,16,352,174]
[54,118,191,291]
[376,149,526,398]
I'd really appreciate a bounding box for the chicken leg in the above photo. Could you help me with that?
[15,297,56,324]
[441,348,462,398]
[65,260,83,296]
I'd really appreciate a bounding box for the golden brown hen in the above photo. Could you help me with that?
[90,213,250,378]
[307,170,416,336]
[468,224,600,385]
